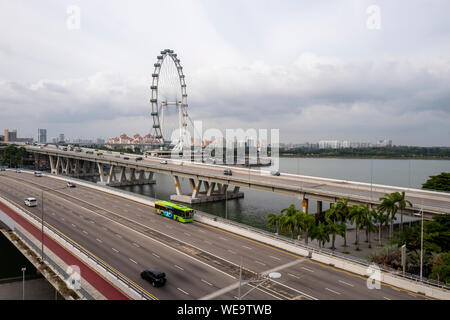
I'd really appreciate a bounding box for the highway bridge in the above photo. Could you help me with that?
[0,170,434,300]
[5,142,450,218]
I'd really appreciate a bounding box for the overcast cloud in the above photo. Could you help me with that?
[0,0,449,145]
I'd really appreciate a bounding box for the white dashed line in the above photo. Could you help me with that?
[89,220,95,224]
[174,265,184,271]
[338,280,354,287]
[152,253,160,258]
[71,224,76,228]
[112,248,119,253]
[227,249,236,254]
[301,267,315,273]
[242,245,252,250]
[82,230,88,235]
[204,240,213,245]
[383,297,391,300]
[288,273,300,279]
[219,237,228,241]
[255,261,266,266]
[325,288,341,295]
[201,279,213,286]
[129,258,138,264]
[116,234,122,238]
[270,256,281,261]
[96,238,102,243]
[132,242,140,248]
[184,232,191,236]
[177,288,189,295]
[61,217,65,221]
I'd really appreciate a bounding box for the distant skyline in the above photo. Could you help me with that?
[1,1,450,146]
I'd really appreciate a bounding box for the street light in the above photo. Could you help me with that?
[237,258,282,300]
[413,201,424,280]
[21,267,26,300]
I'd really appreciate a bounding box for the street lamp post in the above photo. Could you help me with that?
[21,267,26,300]
[420,201,424,280]
[237,258,281,300]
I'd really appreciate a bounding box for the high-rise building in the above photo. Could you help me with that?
[38,129,47,143]
[58,134,65,143]
[3,129,17,142]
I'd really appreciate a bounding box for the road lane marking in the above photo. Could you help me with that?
[242,245,252,250]
[288,273,300,279]
[112,248,119,253]
[219,237,228,241]
[177,288,189,295]
[61,217,65,221]
[255,260,266,266]
[184,232,191,236]
[204,240,213,245]
[96,238,102,243]
[132,242,140,248]
[270,256,281,261]
[152,253,160,258]
[301,266,315,273]
[82,230,88,235]
[201,279,213,286]
[129,258,138,264]
[325,288,341,295]
[227,249,236,254]
[174,265,184,271]
[383,297,391,300]
[338,280,354,287]
[116,233,122,238]
[71,224,76,228]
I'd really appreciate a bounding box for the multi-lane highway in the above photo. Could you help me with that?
[14,142,450,217]
[0,170,429,300]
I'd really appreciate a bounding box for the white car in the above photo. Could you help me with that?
[160,160,168,164]
[24,197,37,207]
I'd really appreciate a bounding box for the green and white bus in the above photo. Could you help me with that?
[154,200,194,223]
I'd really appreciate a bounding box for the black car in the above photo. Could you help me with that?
[136,157,143,161]
[224,169,232,176]
[141,269,167,287]
[124,157,130,160]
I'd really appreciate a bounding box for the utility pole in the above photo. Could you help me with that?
[21,267,26,300]
[420,201,424,280]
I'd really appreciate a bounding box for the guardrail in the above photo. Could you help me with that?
[2,195,155,300]
[196,210,450,291]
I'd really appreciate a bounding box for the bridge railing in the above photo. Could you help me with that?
[196,210,450,291]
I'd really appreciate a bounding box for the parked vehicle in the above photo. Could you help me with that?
[140,269,167,287]
[24,197,37,207]
[224,169,232,176]
[270,170,280,176]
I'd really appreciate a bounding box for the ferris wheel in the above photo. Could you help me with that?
[150,49,189,150]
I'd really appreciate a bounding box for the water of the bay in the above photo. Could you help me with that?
[116,158,450,232]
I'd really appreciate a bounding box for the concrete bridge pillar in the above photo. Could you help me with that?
[170,176,243,204]
[97,165,155,187]
[317,200,322,215]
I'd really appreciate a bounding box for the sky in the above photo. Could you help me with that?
[0,0,449,146]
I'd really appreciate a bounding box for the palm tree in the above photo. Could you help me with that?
[325,205,344,250]
[311,222,330,249]
[298,213,315,245]
[335,199,350,247]
[281,204,297,217]
[378,193,398,239]
[373,209,389,247]
[349,205,365,251]
[361,204,377,248]
[280,212,298,239]
[392,191,412,231]
[267,212,284,235]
